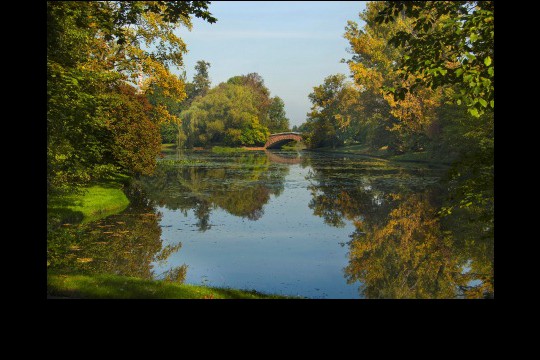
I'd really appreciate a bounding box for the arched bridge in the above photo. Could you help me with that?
[264,132,303,149]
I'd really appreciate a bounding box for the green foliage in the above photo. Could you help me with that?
[304,74,361,149]
[160,122,179,144]
[47,1,216,193]
[178,72,289,147]
[191,60,212,99]
[300,1,493,216]
[227,73,275,129]
[305,1,493,165]
[103,84,162,175]
[375,1,494,117]
[147,60,212,147]
[267,96,291,133]
[181,82,271,147]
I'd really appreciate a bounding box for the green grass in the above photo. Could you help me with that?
[48,175,130,225]
[47,272,297,299]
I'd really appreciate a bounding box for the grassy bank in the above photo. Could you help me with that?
[46,172,296,299]
[47,174,130,225]
[309,144,390,158]
[48,272,295,299]
[310,144,452,166]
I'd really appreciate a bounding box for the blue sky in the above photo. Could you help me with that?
[175,1,367,127]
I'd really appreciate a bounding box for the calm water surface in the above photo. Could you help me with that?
[53,149,493,299]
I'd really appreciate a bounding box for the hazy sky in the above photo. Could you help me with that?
[175,1,367,127]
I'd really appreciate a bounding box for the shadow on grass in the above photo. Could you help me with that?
[48,194,84,226]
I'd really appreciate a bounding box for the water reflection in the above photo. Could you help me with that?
[136,151,290,228]
[48,183,187,282]
[264,150,302,165]
[305,154,493,298]
[48,150,493,298]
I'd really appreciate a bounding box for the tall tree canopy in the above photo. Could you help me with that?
[267,96,290,133]
[374,1,494,117]
[344,1,442,152]
[47,1,216,192]
[181,82,270,147]
[191,60,212,99]
[305,74,360,149]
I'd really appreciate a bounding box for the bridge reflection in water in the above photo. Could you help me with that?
[265,150,302,165]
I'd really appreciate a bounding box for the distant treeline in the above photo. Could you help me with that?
[156,68,290,148]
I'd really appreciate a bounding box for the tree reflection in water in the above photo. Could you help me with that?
[306,155,493,299]
[136,151,290,229]
[48,182,188,283]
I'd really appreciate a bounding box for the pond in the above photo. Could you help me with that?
[50,149,494,299]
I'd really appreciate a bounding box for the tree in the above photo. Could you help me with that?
[47,1,216,192]
[146,80,184,145]
[192,60,211,99]
[227,73,273,128]
[374,1,494,117]
[181,82,270,147]
[343,1,442,153]
[305,74,360,149]
[267,96,290,133]
[102,84,162,176]
[178,60,212,147]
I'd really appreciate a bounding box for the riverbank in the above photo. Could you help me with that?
[308,144,453,166]
[47,170,295,299]
[48,272,295,299]
[161,143,306,153]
